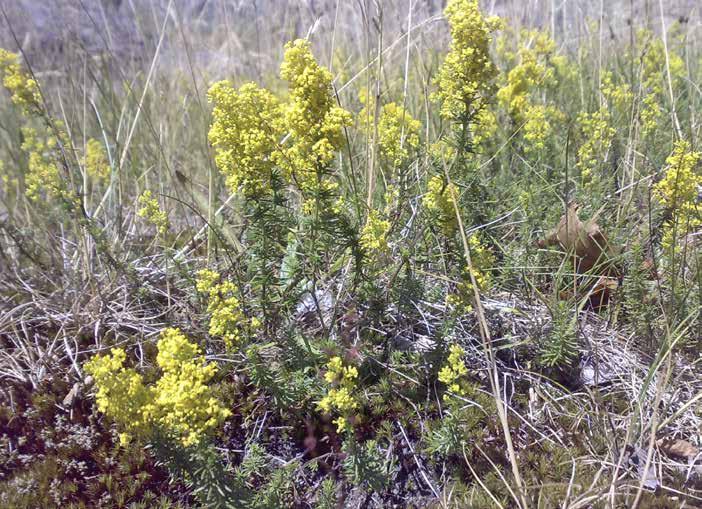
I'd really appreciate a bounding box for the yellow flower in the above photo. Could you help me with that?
[137,190,169,235]
[471,106,498,147]
[196,269,247,349]
[153,328,231,447]
[207,81,286,197]
[0,49,41,113]
[21,125,67,202]
[359,209,391,259]
[654,141,701,211]
[600,71,633,113]
[277,39,352,196]
[576,107,615,186]
[84,347,154,442]
[318,356,359,433]
[359,97,421,168]
[638,29,685,137]
[654,141,701,253]
[447,235,494,312]
[496,29,568,155]
[433,0,502,124]
[438,344,469,400]
[424,175,458,235]
[83,138,111,182]
[85,328,230,448]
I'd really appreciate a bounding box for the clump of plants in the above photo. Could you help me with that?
[1,0,700,507]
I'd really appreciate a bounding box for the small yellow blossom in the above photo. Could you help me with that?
[318,356,359,433]
[83,138,111,182]
[433,0,502,124]
[438,344,469,400]
[424,175,458,236]
[638,29,685,137]
[521,104,550,154]
[84,347,154,442]
[446,234,494,311]
[600,71,633,113]
[137,190,169,235]
[0,49,41,113]
[85,328,230,448]
[22,126,64,202]
[153,328,231,447]
[654,141,700,211]
[471,106,498,147]
[496,29,568,155]
[277,39,352,197]
[359,97,421,168]
[654,141,701,252]
[196,269,247,349]
[576,107,615,186]
[207,81,286,197]
[359,209,391,259]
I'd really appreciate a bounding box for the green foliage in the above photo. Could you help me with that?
[153,439,300,509]
[341,437,391,494]
[540,300,579,368]
[154,438,244,509]
[246,343,317,412]
[314,478,339,509]
[622,242,659,350]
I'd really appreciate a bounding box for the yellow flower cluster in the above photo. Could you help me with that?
[600,71,633,114]
[433,0,501,126]
[424,175,458,235]
[471,107,498,148]
[207,82,285,197]
[521,104,553,153]
[359,97,421,168]
[279,39,352,196]
[82,138,110,182]
[207,39,351,215]
[21,126,65,202]
[152,328,231,447]
[446,234,494,311]
[318,356,359,433]
[468,233,494,278]
[0,49,41,113]
[84,347,154,445]
[653,141,701,251]
[137,190,169,235]
[638,30,685,137]
[497,30,557,113]
[576,108,615,185]
[359,209,391,259]
[85,328,230,447]
[496,29,567,154]
[196,269,248,349]
[438,344,469,400]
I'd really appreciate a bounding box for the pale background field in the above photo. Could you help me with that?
[2,1,700,80]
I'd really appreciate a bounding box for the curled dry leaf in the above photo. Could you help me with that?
[657,438,700,461]
[587,275,620,310]
[61,382,81,407]
[538,202,618,276]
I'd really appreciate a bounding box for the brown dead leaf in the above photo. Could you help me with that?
[657,438,700,460]
[587,276,619,309]
[62,382,81,407]
[539,202,618,276]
